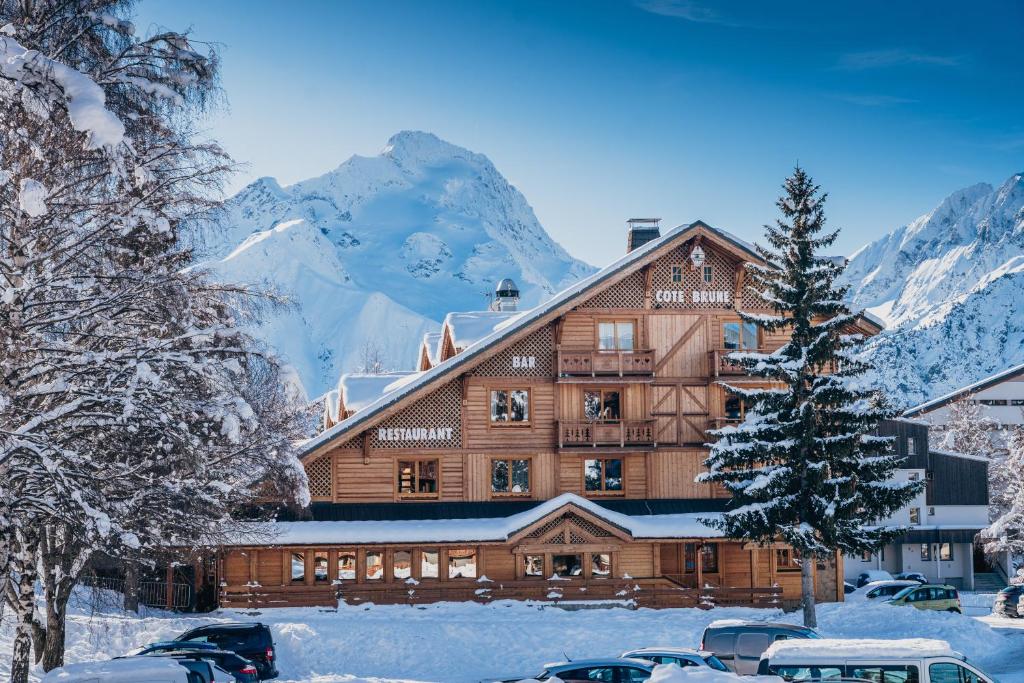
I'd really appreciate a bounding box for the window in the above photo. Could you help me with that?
[907,436,919,455]
[684,543,719,573]
[1011,399,1024,407]
[584,389,621,421]
[448,548,477,578]
[393,550,412,579]
[524,554,544,577]
[908,471,920,481]
[939,543,953,561]
[770,666,845,681]
[671,265,683,283]
[421,550,439,579]
[591,553,612,577]
[597,320,635,351]
[979,399,1008,406]
[552,554,583,577]
[909,507,921,524]
[337,551,356,580]
[365,551,383,580]
[848,666,920,683]
[722,321,759,350]
[397,459,439,498]
[559,668,615,682]
[491,458,530,495]
[313,551,329,583]
[920,543,931,562]
[703,264,714,283]
[724,396,747,420]
[928,506,936,516]
[776,548,801,572]
[860,550,872,562]
[290,552,305,582]
[490,388,530,425]
[584,458,623,494]
[930,664,972,683]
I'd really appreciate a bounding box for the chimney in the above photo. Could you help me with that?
[492,278,520,311]
[627,218,661,253]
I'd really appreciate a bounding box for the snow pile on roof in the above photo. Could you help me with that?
[444,310,524,350]
[904,361,1024,415]
[228,493,725,546]
[322,389,341,427]
[339,371,422,414]
[765,637,955,660]
[649,663,761,683]
[422,331,443,365]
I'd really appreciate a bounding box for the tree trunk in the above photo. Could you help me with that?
[40,596,67,672]
[124,563,140,613]
[9,553,38,683]
[801,556,817,628]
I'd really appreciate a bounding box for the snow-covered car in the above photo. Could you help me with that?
[894,571,928,584]
[993,584,1024,618]
[483,657,656,682]
[844,580,919,602]
[621,647,730,671]
[42,656,195,683]
[757,637,997,683]
[854,569,894,587]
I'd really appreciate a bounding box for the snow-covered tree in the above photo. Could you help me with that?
[982,426,1024,576]
[0,2,309,676]
[940,397,994,456]
[699,167,922,627]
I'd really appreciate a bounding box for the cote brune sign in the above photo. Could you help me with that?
[654,289,732,305]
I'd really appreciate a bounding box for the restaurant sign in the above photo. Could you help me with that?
[654,290,732,305]
[377,426,455,442]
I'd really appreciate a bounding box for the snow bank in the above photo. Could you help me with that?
[816,601,1004,662]
[444,310,523,349]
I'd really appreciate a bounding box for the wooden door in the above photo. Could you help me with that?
[649,315,709,378]
[679,385,709,444]
[651,385,678,444]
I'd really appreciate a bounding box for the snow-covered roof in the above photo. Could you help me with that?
[421,331,443,366]
[443,310,524,350]
[764,638,956,660]
[929,448,991,464]
[904,362,1024,416]
[323,389,341,426]
[227,493,725,546]
[299,220,880,458]
[338,372,422,414]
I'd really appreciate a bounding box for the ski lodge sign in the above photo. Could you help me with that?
[654,289,732,305]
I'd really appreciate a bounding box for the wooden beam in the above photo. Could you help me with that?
[166,565,175,610]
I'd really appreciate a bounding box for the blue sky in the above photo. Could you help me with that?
[136,0,1023,265]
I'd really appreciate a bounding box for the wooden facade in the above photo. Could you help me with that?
[222,221,878,609]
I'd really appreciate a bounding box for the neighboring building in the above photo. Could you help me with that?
[904,364,1024,440]
[218,219,883,609]
[844,419,990,590]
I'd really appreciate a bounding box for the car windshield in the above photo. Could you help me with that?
[802,630,822,639]
[704,655,730,671]
[892,586,918,600]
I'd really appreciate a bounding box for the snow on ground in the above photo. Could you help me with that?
[3,590,1024,683]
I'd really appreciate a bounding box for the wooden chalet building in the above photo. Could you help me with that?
[218,219,883,609]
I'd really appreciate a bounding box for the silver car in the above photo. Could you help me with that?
[700,621,820,675]
[484,657,656,682]
[621,647,730,671]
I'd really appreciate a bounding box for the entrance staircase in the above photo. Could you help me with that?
[974,572,1006,592]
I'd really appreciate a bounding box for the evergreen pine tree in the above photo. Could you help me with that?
[699,167,921,627]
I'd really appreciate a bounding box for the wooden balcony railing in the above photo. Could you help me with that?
[558,419,657,447]
[709,348,769,376]
[707,417,742,432]
[558,349,655,377]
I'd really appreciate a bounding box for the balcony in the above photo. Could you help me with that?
[558,419,657,448]
[558,349,655,377]
[708,348,768,377]
[707,417,742,431]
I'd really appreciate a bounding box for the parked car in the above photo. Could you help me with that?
[144,649,260,683]
[992,584,1024,618]
[134,641,221,655]
[845,580,919,602]
[699,621,820,675]
[842,582,856,595]
[43,656,196,683]
[854,570,894,587]
[175,622,278,680]
[621,647,729,671]
[757,637,996,683]
[885,584,961,613]
[894,571,928,584]
[534,657,656,682]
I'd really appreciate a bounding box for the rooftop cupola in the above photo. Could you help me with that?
[492,278,520,311]
[627,218,661,253]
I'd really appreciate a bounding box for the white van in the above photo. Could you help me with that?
[757,638,996,683]
[42,656,195,683]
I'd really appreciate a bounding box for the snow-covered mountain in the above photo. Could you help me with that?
[194,131,594,399]
[841,172,1024,407]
